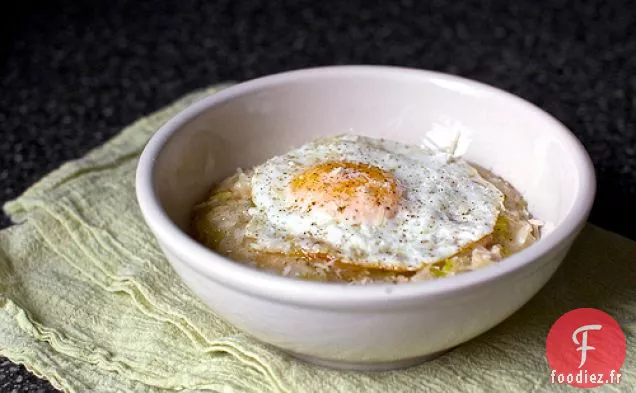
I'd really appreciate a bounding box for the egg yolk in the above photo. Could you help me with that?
[288,161,402,225]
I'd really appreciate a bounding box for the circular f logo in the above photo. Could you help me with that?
[546,308,626,388]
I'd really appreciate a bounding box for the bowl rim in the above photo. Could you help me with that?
[135,65,596,307]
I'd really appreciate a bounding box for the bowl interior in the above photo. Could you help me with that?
[152,69,585,244]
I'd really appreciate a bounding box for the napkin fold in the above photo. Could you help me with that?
[0,86,634,393]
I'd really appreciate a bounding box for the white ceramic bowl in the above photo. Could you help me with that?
[136,66,595,370]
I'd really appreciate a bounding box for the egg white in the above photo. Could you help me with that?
[245,135,504,270]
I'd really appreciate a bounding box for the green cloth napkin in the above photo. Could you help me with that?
[0,85,634,393]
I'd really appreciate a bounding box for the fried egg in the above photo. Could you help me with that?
[245,135,504,271]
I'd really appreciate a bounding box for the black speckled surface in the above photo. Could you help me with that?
[1,0,635,391]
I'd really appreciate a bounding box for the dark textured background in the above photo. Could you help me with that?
[1,0,634,391]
